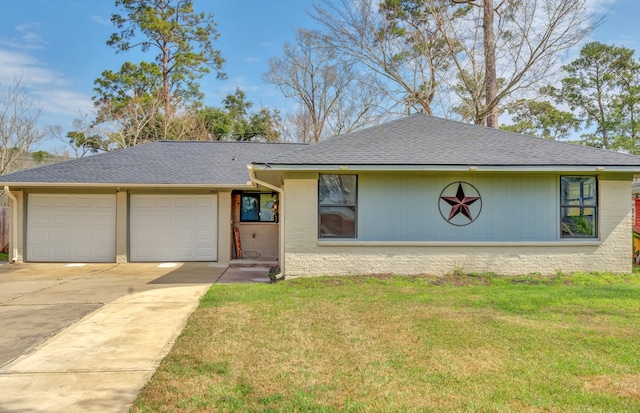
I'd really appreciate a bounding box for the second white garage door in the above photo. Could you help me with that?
[130,194,218,261]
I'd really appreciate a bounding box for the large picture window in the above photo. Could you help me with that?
[319,174,357,238]
[560,176,597,238]
[240,193,278,222]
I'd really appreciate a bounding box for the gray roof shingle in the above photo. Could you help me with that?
[264,114,640,167]
[0,141,306,185]
[3,115,640,187]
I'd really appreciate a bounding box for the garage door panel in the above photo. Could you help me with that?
[130,194,217,262]
[147,212,172,223]
[175,215,193,226]
[92,214,114,226]
[134,215,156,226]
[195,197,212,207]
[153,197,174,207]
[31,231,49,242]
[51,197,72,207]
[53,214,71,225]
[175,198,193,207]
[196,247,215,256]
[74,245,91,257]
[52,247,71,259]
[76,214,94,225]
[27,194,116,262]
[52,231,71,242]
[175,230,194,242]
[31,213,51,225]
[196,230,214,241]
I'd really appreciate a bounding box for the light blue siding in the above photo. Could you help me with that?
[358,174,558,241]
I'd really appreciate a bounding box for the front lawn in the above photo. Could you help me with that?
[132,272,640,412]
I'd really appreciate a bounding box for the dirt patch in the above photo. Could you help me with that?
[583,374,640,399]
[426,273,491,286]
[286,273,492,287]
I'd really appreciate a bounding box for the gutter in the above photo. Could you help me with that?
[250,164,640,173]
[247,164,285,280]
[0,182,255,189]
[4,186,18,263]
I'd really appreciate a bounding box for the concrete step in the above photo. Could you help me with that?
[229,259,278,269]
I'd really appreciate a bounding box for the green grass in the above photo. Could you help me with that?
[131,272,640,412]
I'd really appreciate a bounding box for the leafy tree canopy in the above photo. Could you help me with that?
[108,0,226,115]
[199,88,281,141]
[501,101,580,141]
[549,42,640,152]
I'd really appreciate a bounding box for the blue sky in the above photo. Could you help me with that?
[0,0,637,152]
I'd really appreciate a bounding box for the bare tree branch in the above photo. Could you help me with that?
[0,78,46,175]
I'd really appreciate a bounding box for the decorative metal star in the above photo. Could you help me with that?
[440,183,480,221]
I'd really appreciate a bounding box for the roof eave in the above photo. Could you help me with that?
[252,164,640,173]
[0,182,256,189]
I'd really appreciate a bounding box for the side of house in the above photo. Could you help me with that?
[277,171,631,276]
[253,115,640,276]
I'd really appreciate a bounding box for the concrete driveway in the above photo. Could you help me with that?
[0,262,226,413]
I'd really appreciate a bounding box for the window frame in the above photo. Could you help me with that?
[239,192,279,223]
[318,174,358,239]
[560,176,598,239]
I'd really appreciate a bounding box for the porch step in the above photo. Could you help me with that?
[229,259,279,269]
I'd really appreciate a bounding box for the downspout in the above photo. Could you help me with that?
[4,186,18,263]
[247,164,285,279]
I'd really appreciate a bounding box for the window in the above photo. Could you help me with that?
[560,176,597,238]
[240,193,278,222]
[319,174,357,238]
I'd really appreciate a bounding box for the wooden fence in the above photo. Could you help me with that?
[0,207,8,253]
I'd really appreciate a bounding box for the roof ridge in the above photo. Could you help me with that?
[156,140,307,146]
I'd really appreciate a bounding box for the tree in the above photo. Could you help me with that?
[198,106,231,139]
[549,42,637,151]
[66,128,108,156]
[92,61,163,148]
[310,0,451,119]
[265,28,388,142]
[90,59,214,148]
[381,0,595,126]
[450,0,497,127]
[0,78,46,175]
[500,100,579,140]
[108,0,225,120]
[93,61,163,118]
[247,108,281,142]
[614,56,640,154]
[198,89,281,141]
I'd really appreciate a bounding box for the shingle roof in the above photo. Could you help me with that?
[3,115,640,187]
[264,114,640,167]
[0,141,306,185]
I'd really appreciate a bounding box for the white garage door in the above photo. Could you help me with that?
[27,194,117,262]
[130,194,218,261]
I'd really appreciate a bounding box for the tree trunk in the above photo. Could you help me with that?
[483,0,498,128]
[162,38,172,112]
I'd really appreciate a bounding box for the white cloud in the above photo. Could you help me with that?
[38,89,93,116]
[585,0,617,13]
[0,49,55,86]
[90,15,111,26]
[0,48,92,127]
[3,23,48,50]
